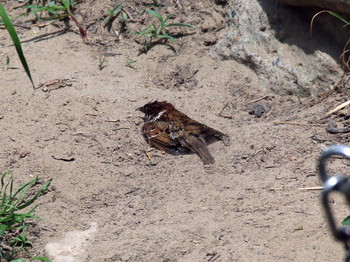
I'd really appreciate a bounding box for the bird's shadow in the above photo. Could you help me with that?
[167,136,223,156]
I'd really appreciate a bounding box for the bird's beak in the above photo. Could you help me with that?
[136,106,144,112]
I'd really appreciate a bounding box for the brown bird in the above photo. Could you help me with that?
[138,101,230,165]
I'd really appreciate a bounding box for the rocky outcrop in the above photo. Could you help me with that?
[211,0,344,96]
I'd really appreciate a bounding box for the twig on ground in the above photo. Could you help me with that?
[51,155,75,162]
[247,95,271,105]
[218,102,233,119]
[218,114,233,119]
[298,187,323,190]
[105,119,120,122]
[322,99,350,119]
[270,186,323,191]
[145,151,153,161]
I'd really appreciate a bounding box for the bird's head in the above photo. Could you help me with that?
[137,100,175,117]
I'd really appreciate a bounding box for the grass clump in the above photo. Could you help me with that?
[0,171,52,261]
[136,9,193,52]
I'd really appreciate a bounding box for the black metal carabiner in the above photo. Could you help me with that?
[318,145,350,261]
[319,145,350,183]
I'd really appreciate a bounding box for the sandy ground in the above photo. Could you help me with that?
[1,0,350,261]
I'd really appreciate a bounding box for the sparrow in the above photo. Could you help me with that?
[138,101,230,165]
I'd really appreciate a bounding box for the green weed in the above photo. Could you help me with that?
[0,171,52,261]
[125,59,137,69]
[4,55,20,71]
[98,58,106,71]
[104,2,129,27]
[136,9,193,52]
[21,0,87,39]
[5,56,11,71]
[0,3,35,88]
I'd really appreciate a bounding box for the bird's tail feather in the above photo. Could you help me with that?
[183,135,215,165]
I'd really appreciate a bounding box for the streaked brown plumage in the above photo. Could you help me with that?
[138,101,230,165]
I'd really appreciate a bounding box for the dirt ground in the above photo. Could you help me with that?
[2,0,350,261]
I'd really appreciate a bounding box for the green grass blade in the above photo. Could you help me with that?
[136,27,155,37]
[13,178,38,199]
[9,175,14,201]
[146,9,163,23]
[21,4,66,17]
[164,13,175,24]
[0,212,37,224]
[69,0,76,9]
[60,0,71,12]
[1,172,9,190]
[0,4,35,89]
[329,11,350,25]
[17,179,52,210]
[166,23,194,28]
[31,257,53,262]
[1,174,14,212]
[156,24,163,38]
[342,215,350,225]
[110,2,123,16]
[22,4,67,11]
[104,2,123,24]
[14,180,42,209]
[10,259,27,262]
[60,0,70,9]
[21,5,47,12]
[159,34,176,43]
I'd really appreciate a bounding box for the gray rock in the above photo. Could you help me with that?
[211,0,343,96]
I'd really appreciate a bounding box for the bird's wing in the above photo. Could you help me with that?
[142,122,179,154]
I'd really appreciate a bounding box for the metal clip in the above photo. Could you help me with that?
[319,145,350,261]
